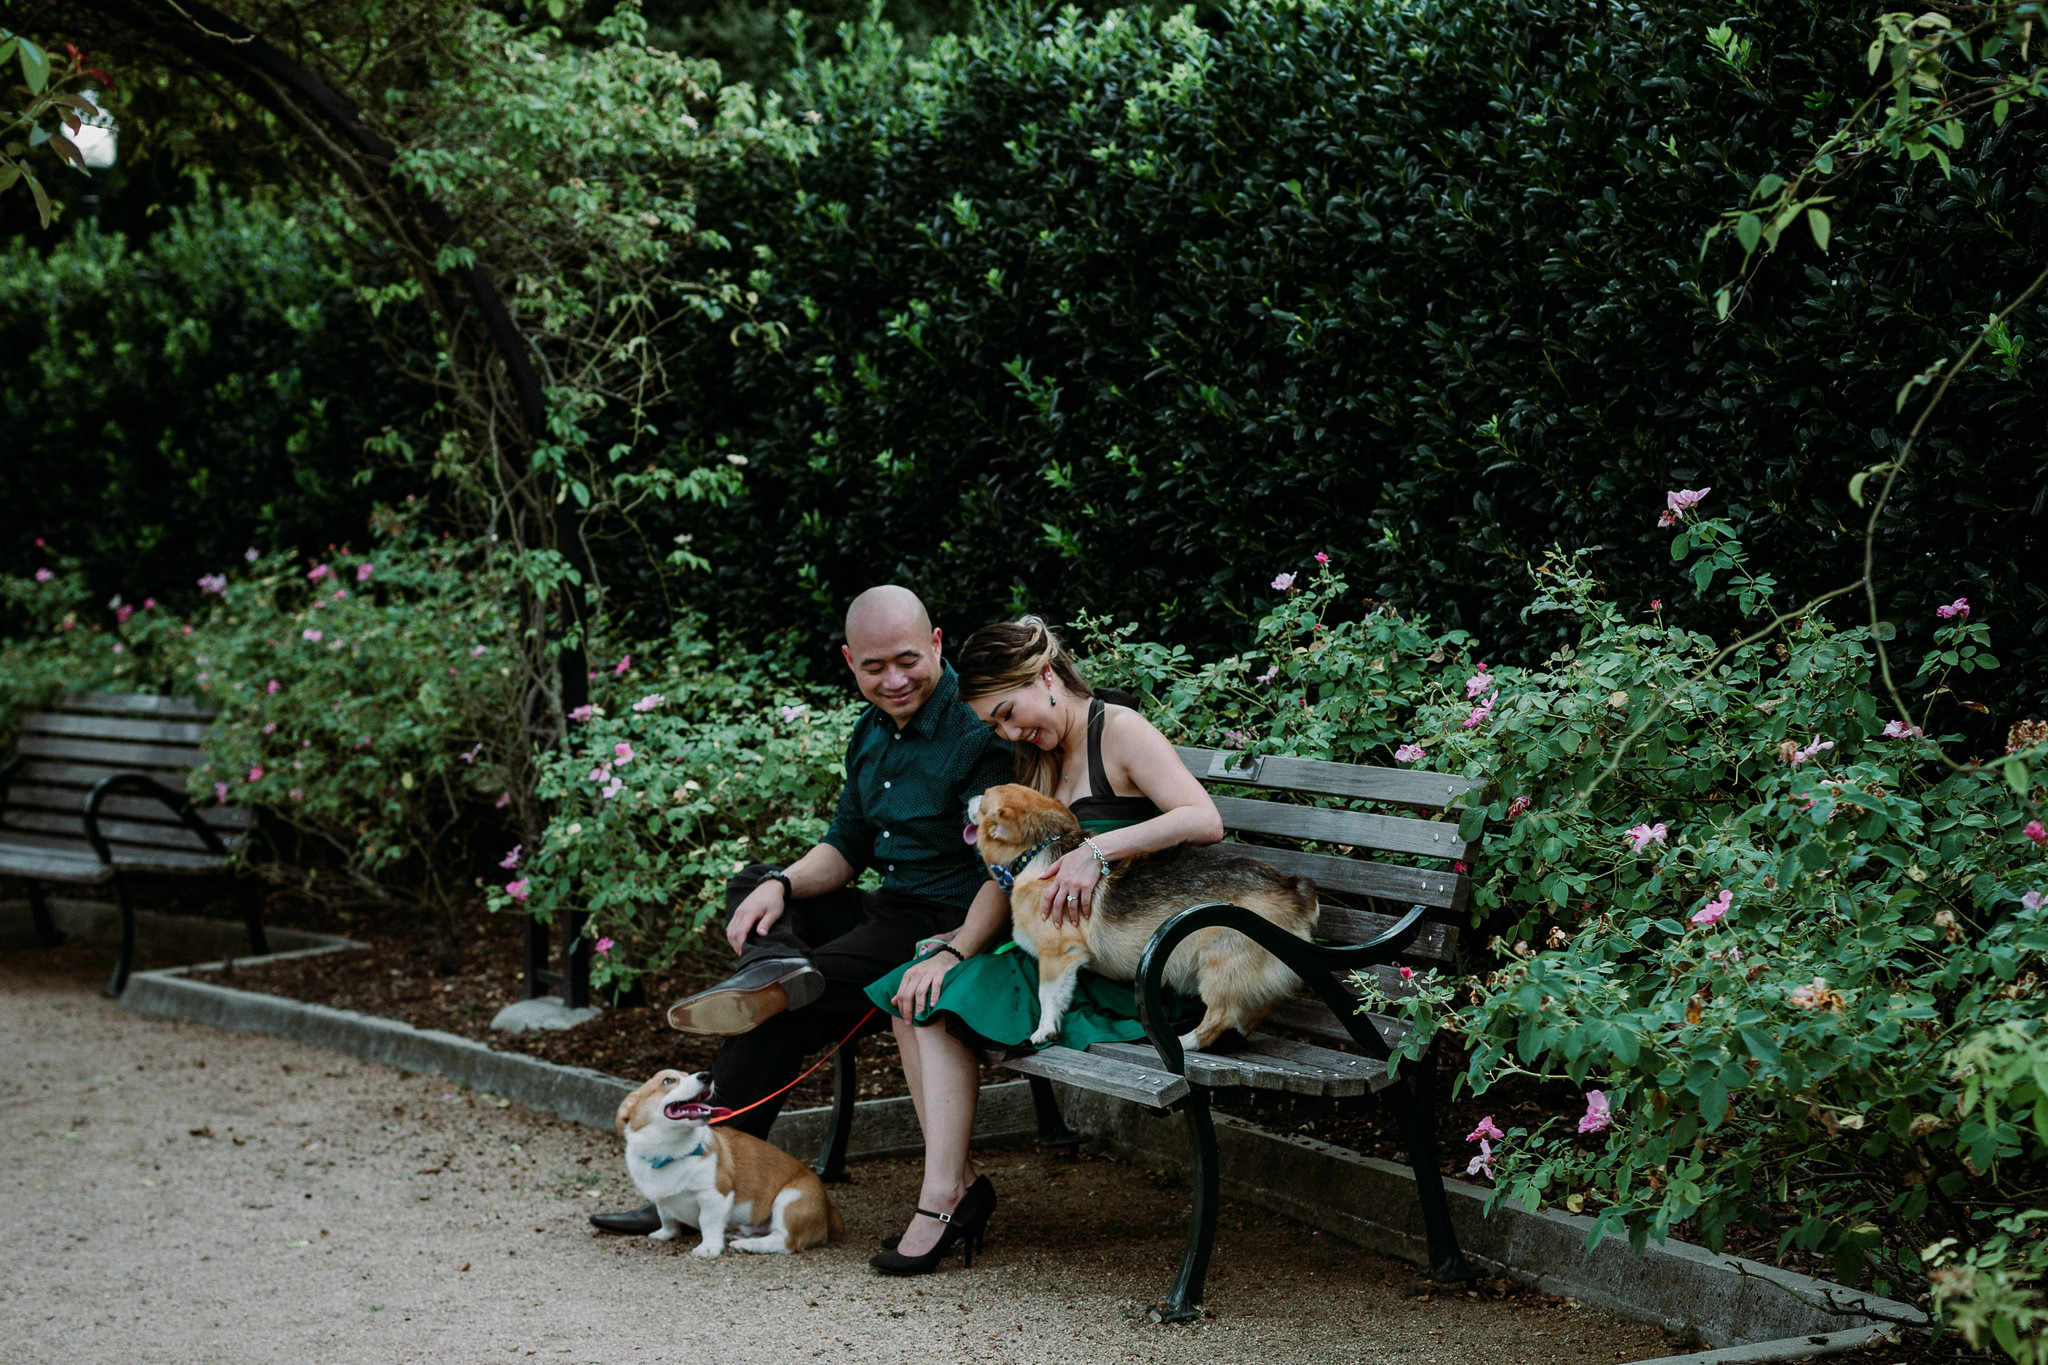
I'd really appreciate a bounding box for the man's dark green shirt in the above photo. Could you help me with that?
[822,663,1014,911]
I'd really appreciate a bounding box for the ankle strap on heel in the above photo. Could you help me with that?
[914,1207,953,1224]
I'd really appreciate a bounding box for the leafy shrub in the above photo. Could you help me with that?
[486,636,859,991]
[0,506,528,968]
[1078,510,2046,1341]
[644,0,2046,723]
[0,191,426,615]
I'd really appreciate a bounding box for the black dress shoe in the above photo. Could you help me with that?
[589,1202,667,1235]
[666,957,825,1035]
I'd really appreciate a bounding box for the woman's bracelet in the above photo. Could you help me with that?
[919,941,965,964]
[1080,837,1113,878]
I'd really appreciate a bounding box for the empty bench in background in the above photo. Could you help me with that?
[0,692,262,995]
[810,743,1485,1319]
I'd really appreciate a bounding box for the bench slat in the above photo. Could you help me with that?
[1267,995,1416,1054]
[1089,1037,1387,1098]
[0,829,227,876]
[1001,1046,1189,1109]
[22,711,212,746]
[54,692,218,719]
[1212,794,1471,862]
[0,842,113,882]
[1243,843,1469,917]
[1,783,250,832]
[15,734,206,771]
[1178,747,1483,810]
[2,806,232,854]
[1311,902,1458,960]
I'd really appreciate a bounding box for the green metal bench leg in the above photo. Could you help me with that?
[1027,1075,1079,1151]
[105,876,137,998]
[237,876,269,957]
[813,1039,859,1183]
[1155,1087,1219,1323]
[26,882,60,945]
[1391,1045,1478,1282]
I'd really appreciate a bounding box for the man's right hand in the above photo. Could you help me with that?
[726,879,788,955]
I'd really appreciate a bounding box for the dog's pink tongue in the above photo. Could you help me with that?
[962,823,978,845]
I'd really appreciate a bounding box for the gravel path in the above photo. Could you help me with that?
[1,945,1674,1365]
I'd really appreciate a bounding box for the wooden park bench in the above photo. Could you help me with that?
[808,744,1484,1319]
[0,692,262,996]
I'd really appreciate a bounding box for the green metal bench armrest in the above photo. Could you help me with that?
[1134,901,1427,1077]
[82,773,232,866]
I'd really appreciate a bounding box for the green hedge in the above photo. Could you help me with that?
[647,0,2046,719]
[0,193,424,615]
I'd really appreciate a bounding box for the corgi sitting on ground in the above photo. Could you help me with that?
[968,782,1320,1051]
[615,1069,843,1256]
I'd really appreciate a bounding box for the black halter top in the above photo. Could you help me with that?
[1067,698,1160,831]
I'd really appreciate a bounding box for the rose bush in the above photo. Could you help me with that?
[1077,509,2045,1341]
[483,635,859,993]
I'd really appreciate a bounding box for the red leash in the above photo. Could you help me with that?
[705,1006,880,1127]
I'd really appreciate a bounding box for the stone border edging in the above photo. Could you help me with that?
[1628,1325,1898,1365]
[121,949,1922,1355]
[121,959,1042,1156]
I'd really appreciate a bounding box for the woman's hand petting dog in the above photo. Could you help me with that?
[1037,848,1102,925]
[892,952,958,1018]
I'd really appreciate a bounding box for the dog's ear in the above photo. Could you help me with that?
[1016,787,1079,842]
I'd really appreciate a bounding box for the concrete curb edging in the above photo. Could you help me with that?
[1055,1088,1923,1350]
[1628,1325,1899,1365]
[120,945,1923,1355]
[122,960,1042,1158]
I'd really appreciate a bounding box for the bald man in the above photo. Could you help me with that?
[592,587,1014,1235]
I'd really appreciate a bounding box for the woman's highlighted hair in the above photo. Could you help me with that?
[956,616,1092,703]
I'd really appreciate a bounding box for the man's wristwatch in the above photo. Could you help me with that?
[763,868,795,902]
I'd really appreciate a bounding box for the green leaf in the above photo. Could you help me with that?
[1740,1028,1782,1068]
[1735,213,1762,253]
[2003,757,2031,796]
[1807,207,1831,252]
[1994,98,2011,126]
[1713,287,1732,320]
[1753,173,1785,201]
[17,35,48,94]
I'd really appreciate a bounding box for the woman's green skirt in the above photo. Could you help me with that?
[865,941,1190,1053]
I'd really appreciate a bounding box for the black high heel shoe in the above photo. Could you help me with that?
[870,1177,995,1274]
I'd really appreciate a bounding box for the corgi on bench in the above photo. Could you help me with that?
[615,1069,844,1256]
[968,782,1319,1051]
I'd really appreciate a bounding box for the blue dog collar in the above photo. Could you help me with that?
[643,1138,706,1169]
[988,836,1059,892]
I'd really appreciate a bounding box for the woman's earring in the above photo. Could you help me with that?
[1048,685,1057,707]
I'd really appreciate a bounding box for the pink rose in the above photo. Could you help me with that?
[1649,598,1662,610]
[1578,1091,1612,1134]
[505,879,530,902]
[33,568,53,583]
[2021,891,2043,911]
[460,744,482,764]
[1256,665,1280,686]
[247,767,264,782]
[500,844,522,870]
[214,781,230,804]
[614,655,633,678]
[1691,890,1732,927]
[1657,487,1711,527]
[1464,665,1491,699]
[1467,1115,1504,1143]
[1935,598,1969,620]
[1466,1139,1497,1179]
[2027,821,2048,847]
[633,694,666,712]
[494,792,513,809]
[1626,822,1668,854]
[600,778,625,801]
[1882,720,1922,740]
[1398,965,1415,982]
[1788,736,1834,767]
[115,604,133,624]
[307,563,332,583]
[594,937,615,955]
[779,704,809,723]
[1394,743,1426,763]
[568,705,595,724]
[356,563,374,583]
[613,743,635,765]
[302,629,323,642]
[198,573,228,595]
[1314,552,1330,565]
[1506,795,1530,820]
[1271,572,1296,591]
[1463,694,1496,729]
